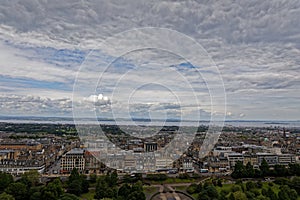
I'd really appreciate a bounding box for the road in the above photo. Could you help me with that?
[149,177,210,200]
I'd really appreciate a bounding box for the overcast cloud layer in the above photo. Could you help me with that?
[0,0,299,120]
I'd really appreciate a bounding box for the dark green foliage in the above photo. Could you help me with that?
[245,191,256,200]
[246,181,256,191]
[118,183,131,197]
[95,175,145,200]
[89,174,97,183]
[94,177,108,199]
[104,171,118,187]
[197,183,219,200]
[42,179,64,200]
[67,168,89,196]
[217,179,222,187]
[127,190,145,200]
[178,173,190,179]
[5,182,27,200]
[289,163,300,176]
[256,180,263,188]
[0,192,15,200]
[231,185,242,193]
[145,173,167,181]
[266,188,277,200]
[0,173,13,192]
[260,159,269,177]
[278,185,291,200]
[30,192,42,200]
[289,176,300,195]
[67,180,82,196]
[233,191,248,200]
[245,162,255,178]
[231,161,246,179]
[219,190,228,200]
[274,165,288,176]
[277,185,297,200]
[187,183,199,194]
[274,177,289,185]
[232,161,300,179]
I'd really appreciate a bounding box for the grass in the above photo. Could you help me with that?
[215,181,282,195]
[143,186,159,194]
[174,185,188,191]
[216,183,232,193]
[80,189,95,200]
[143,186,160,200]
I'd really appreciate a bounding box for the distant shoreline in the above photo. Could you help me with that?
[0,116,299,128]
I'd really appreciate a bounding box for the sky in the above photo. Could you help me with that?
[0,0,299,121]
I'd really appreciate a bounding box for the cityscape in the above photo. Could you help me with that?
[0,1,300,200]
[0,121,300,200]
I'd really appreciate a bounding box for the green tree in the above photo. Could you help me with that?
[198,194,210,200]
[67,180,82,196]
[289,189,298,200]
[30,192,42,200]
[260,159,269,177]
[231,185,242,193]
[231,161,246,179]
[288,163,300,176]
[278,185,290,200]
[118,183,131,198]
[5,182,27,200]
[95,177,109,200]
[217,179,222,187]
[245,191,256,200]
[245,162,254,178]
[42,179,64,200]
[109,171,118,187]
[233,191,248,200]
[20,170,40,188]
[0,192,15,200]
[127,191,145,200]
[290,176,300,194]
[246,181,255,191]
[68,168,80,184]
[80,175,89,194]
[266,188,277,200]
[199,185,218,200]
[187,183,199,194]
[228,193,235,200]
[219,190,228,200]
[274,165,288,177]
[278,190,289,200]
[0,173,14,192]
[89,174,97,183]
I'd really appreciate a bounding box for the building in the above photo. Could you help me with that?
[257,153,278,166]
[278,154,296,165]
[144,142,158,152]
[0,159,45,175]
[243,154,258,167]
[60,148,85,173]
[0,142,42,151]
[155,158,173,170]
[84,150,104,174]
[123,154,136,172]
[228,153,244,168]
[0,150,19,160]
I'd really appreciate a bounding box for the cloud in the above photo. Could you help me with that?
[84,94,110,105]
[0,0,299,120]
[0,94,73,116]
